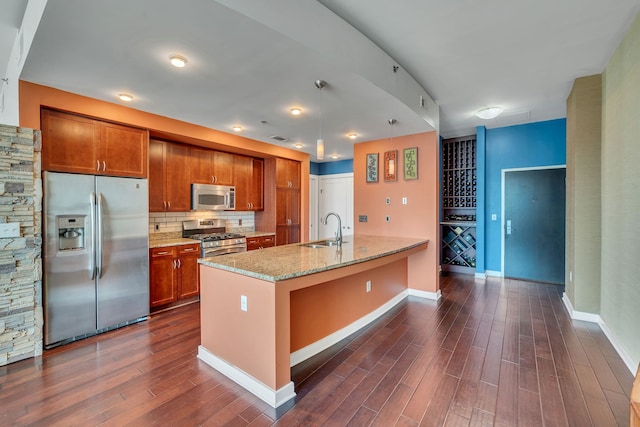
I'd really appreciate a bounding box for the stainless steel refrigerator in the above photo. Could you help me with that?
[44,171,149,348]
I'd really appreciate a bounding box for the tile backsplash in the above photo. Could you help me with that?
[149,211,256,235]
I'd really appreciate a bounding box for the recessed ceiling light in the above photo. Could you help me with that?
[475,106,503,120]
[294,143,303,149]
[290,108,302,116]
[232,125,243,132]
[169,54,188,68]
[348,133,358,140]
[118,93,133,102]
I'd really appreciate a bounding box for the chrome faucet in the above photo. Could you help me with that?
[323,212,342,248]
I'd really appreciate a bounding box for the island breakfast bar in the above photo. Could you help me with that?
[197,235,429,408]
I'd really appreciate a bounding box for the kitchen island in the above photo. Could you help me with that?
[198,235,429,408]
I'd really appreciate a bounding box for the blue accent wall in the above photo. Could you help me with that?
[310,159,353,175]
[484,119,566,272]
[476,127,487,275]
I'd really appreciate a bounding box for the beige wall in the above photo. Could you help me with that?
[353,132,440,293]
[601,12,640,365]
[565,74,602,313]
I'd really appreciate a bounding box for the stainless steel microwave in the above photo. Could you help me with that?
[191,184,235,210]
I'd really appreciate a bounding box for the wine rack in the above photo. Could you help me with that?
[441,135,477,273]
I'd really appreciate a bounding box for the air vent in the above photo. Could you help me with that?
[269,135,288,142]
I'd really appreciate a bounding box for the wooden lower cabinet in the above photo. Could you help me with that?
[149,244,200,308]
[246,234,275,251]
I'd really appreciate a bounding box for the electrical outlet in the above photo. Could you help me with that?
[385,215,391,223]
[569,271,573,282]
[359,215,368,222]
[240,295,248,312]
[402,197,407,205]
[239,219,242,226]
[154,224,160,231]
[0,223,19,238]
[366,280,371,293]
[385,197,391,205]
[491,214,497,221]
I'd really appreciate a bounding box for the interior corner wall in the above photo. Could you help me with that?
[484,119,567,272]
[601,11,640,367]
[565,75,602,313]
[353,132,439,293]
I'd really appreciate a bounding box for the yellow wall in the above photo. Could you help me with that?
[565,74,602,313]
[600,12,640,366]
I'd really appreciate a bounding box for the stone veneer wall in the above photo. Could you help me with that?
[0,125,42,366]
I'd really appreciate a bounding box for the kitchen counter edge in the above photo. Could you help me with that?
[199,235,429,282]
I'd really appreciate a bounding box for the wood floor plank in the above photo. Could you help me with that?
[0,275,634,426]
[537,355,569,427]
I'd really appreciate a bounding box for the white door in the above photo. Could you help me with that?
[309,175,318,241]
[318,174,354,239]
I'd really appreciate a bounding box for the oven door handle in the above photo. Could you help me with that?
[202,246,246,257]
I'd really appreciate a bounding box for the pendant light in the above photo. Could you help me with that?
[314,80,327,160]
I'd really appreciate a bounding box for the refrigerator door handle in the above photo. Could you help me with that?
[90,192,97,280]
[97,192,104,278]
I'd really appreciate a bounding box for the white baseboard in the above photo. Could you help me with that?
[562,292,636,375]
[290,291,408,367]
[561,293,601,322]
[475,272,487,280]
[485,270,503,277]
[198,346,295,408]
[408,288,441,300]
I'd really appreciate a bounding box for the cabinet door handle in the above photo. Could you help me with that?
[167,201,171,209]
[177,259,181,268]
[173,259,177,269]
[157,251,171,255]
[183,248,196,252]
[102,161,106,171]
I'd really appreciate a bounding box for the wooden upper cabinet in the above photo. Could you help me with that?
[234,156,263,211]
[212,151,234,185]
[100,122,148,177]
[149,139,191,212]
[190,147,233,185]
[41,109,100,174]
[41,109,148,178]
[275,158,300,189]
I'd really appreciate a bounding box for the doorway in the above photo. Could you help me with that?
[502,166,566,284]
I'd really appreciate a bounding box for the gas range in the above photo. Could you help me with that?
[182,219,247,257]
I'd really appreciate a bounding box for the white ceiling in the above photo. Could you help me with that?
[5,0,640,161]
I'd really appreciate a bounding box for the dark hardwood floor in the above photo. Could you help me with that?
[0,274,633,426]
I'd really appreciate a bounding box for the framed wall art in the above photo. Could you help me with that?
[384,150,397,181]
[366,153,379,183]
[403,147,418,180]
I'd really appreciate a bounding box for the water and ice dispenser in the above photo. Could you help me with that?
[57,215,86,251]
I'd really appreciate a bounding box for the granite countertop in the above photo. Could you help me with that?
[199,234,429,282]
[149,237,199,249]
[242,231,276,238]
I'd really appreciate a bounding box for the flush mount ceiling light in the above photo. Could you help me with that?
[475,106,503,120]
[348,133,358,140]
[290,108,302,116]
[118,93,133,102]
[331,154,339,159]
[232,125,243,132]
[169,54,188,68]
[294,142,303,149]
[314,79,327,161]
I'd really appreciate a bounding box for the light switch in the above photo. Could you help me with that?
[240,295,248,312]
[385,197,391,205]
[402,197,407,205]
[491,214,497,221]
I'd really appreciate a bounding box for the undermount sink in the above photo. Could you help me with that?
[301,239,347,248]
